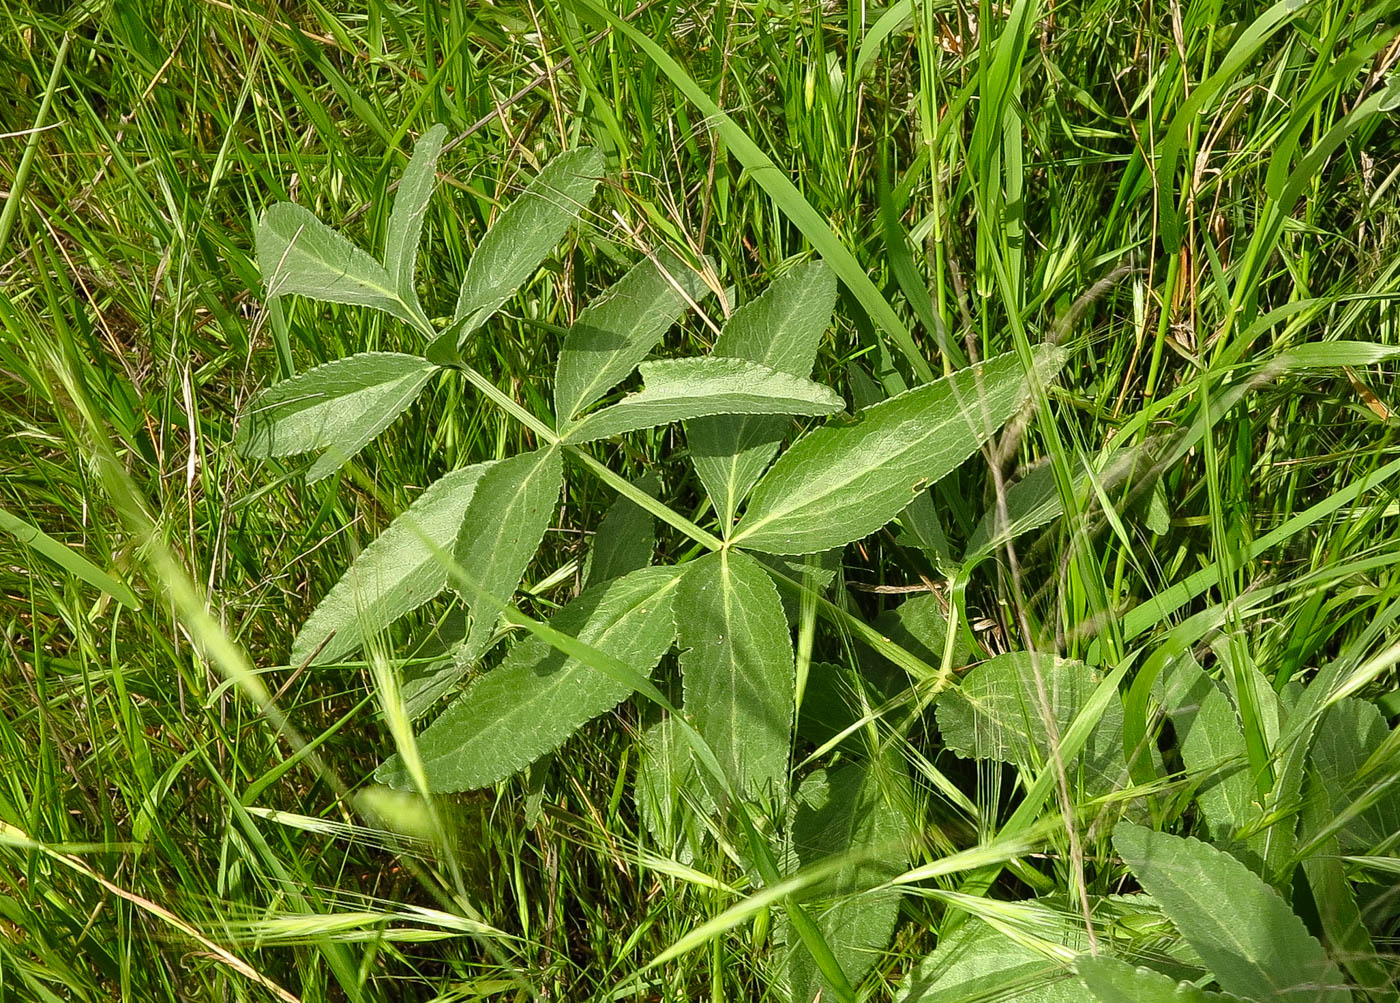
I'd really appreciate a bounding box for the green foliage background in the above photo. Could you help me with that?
[0,1,1398,1000]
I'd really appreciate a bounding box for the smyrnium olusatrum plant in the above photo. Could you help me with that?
[237,126,1398,1003]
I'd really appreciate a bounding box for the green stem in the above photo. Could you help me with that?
[0,35,70,257]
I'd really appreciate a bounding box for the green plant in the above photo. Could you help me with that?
[236,116,1400,1000]
[237,126,1067,999]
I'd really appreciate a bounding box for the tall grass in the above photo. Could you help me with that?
[1,1,1397,1000]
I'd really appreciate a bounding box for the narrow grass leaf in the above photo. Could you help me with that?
[0,506,141,610]
[377,565,682,791]
[448,147,605,344]
[688,260,837,526]
[554,248,710,426]
[1156,0,1309,251]
[732,348,1062,555]
[575,0,933,382]
[453,446,563,657]
[234,352,436,480]
[678,550,794,798]
[256,203,423,327]
[291,463,492,666]
[563,357,843,443]
[1111,822,1350,1002]
[383,123,447,315]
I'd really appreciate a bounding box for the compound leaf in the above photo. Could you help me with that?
[563,358,843,443]
[234,352,436,481]
[291,462,492,666]
[379,564,683,791]
[733,347,1063,555]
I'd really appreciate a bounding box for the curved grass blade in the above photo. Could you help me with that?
[0,506,141,610]
[573,0,934,383]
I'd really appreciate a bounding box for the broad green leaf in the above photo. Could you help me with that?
[256,203,424,327]
[1111,822,1350,1003]
[399,610,471,720]
[635,716,714,863]
[0,506,141,610]
[291,463,492,666]
[450,147,605,338]
[677,550,793,798]
[234,352,436,481]
[965,456,1063,558]
[733,348,1063,555]
[866,594,971,676]
[554,248,710,426]
[936,653,1126,796]
[583,471,658,587]
[783,759,911,1002]
[796,662,868,748]
[687,262,837,525]
[1176,677,1263,867]
[965,437,1164,562]
[1300,780,1396,1000]
[454,446,563,657]
[378,565,683,791]
[1075,956,1231,1003]
[562,358,843,443]
[383,123,447,315]
[1156,655,1264,864]
[896,919,1083,1002]
[1309,697,1400,852]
